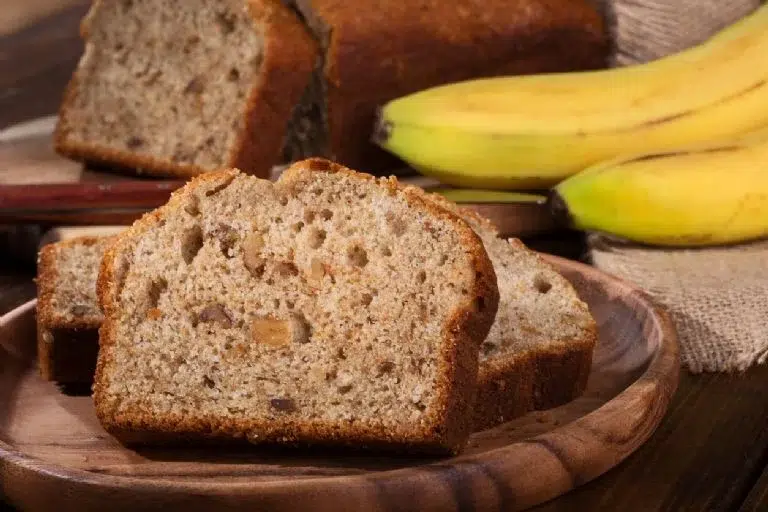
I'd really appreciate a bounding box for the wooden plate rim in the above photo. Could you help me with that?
[0,255,680,504]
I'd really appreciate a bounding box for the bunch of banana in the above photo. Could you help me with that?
[550,127,768,247]
[373,4,768,191]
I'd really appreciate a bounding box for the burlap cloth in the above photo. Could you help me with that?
[578,0,768,373]
[588,237,768,373]
[591,0,763,65]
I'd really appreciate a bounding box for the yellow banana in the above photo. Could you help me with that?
[550,131,768,247]
[374,4,768,190]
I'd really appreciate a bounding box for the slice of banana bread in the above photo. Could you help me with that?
[417,192,598,430]
[93,158,499,454]
[36,236,114,385]
[55,0,317,179]
[472,236,597,429]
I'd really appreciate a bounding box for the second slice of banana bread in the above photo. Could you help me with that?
[416,192,598,430]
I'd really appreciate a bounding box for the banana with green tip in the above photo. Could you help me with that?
[550,129,768,247]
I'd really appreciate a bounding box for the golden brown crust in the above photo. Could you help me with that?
[472,332,597,431]
[94,159,499,454]
[36,241,62,382]
[400,185,499,451]
[233,0,319,175]
[306,0,608,172]
[55,0,317,179]
[36,236,110,383]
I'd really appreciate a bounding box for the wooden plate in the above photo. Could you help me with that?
[460,201,557,238]
[0,116,556,237]
[0,256,679,511]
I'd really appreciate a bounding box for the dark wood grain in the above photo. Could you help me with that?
[0,257,678,512]
[739,461,768,511]
[0,181,184,211]
[531,366,768,511]
[0,267,37,512]
[0,209,158,227]
[0,180,182,225]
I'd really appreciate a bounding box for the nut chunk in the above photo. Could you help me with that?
[198,303,233,328]
[251,314,310,348]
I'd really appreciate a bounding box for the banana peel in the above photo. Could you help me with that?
[550,129,768,247]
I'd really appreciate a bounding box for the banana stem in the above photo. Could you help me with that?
[545,191,574,230]
[371,108,393,145]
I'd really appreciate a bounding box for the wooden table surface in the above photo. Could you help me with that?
[3,4,768,511]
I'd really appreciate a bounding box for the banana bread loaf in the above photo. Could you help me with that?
[36,186,596,432]
[55,0,607,179]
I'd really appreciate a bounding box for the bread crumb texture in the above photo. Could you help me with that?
[477,236,595,364]
[59,0,264,169]
[45,237,111,323]
[95,159,497,452]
